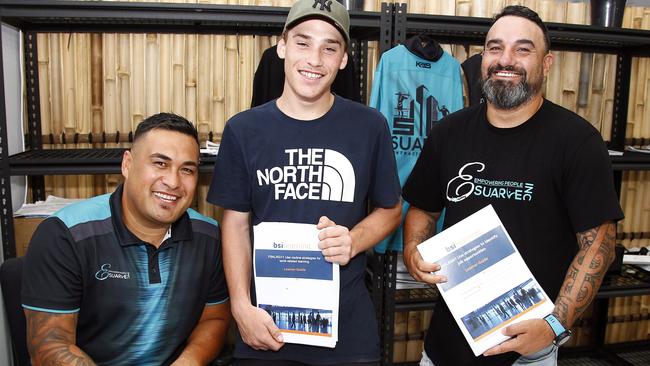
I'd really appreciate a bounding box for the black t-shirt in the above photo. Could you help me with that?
[21,185,229,366]
[207,96,401,364]
[461,53,484,106]
[403,100,623,366]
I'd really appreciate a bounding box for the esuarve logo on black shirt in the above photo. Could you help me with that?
[95,263,131,281]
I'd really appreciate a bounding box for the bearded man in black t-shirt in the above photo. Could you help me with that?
[402,5,623,366]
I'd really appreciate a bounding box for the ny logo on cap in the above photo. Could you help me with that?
[313,0,332,12]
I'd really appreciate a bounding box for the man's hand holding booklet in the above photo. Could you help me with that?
[416,205,555,356]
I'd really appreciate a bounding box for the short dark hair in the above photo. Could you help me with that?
[494,5,551,53]
[133,112,199,146]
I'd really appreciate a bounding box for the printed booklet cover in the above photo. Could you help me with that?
[253,222,339,348]
[417,205,554,356]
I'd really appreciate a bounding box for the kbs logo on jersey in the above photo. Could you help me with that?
[392,85,450,156]
[256,148,356,202]
[446,162,535,203]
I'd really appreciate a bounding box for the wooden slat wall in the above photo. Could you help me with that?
[25,0,650,350]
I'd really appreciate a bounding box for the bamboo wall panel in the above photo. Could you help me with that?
[626,6,650,145]
[213,35,227,136]
[393,311,407,363]
[612,3,650,343]
[21,0,650,350]
[611,171,650,344]
[368,0,650,143]
[28,1,650,235]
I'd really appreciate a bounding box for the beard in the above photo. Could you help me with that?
[481,64,543,110]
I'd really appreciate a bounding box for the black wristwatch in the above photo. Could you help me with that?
[543,314,572,346]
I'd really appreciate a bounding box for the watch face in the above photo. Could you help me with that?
[555,329,573,346]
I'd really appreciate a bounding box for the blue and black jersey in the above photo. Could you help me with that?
[369,43,464,253]
[22,184,228,366]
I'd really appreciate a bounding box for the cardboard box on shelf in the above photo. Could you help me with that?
[13,217,45,257]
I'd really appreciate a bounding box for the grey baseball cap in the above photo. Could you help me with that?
[284,0,350,44]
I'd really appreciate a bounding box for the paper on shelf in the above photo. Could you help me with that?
[14,195,83,217]
[626,145,650,154]
[623,254,650,266]
[200,140,220,155]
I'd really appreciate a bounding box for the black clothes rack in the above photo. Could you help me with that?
[1,3,650,365]
[374,4,650,366]
[1,0,649,257]
[0,0,398,259]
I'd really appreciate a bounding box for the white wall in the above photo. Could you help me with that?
[3,24,26,212]
[1,22,27,366]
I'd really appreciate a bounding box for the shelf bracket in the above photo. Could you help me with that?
[0,27,17,260]
[23,31,46,202]
[610,54,631,152]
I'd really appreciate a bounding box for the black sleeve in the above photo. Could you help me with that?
[206,225,229,305]
[251,45,285,107]
[21,217,83,312]
[253,46,359,105]
[332,52,360,103]
[461,53,483,107]
[402,124,445,213]
[369,116,401,207]
[562,132,624,233]
[207,123,252,212]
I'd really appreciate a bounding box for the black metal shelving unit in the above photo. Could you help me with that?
[1,2,650,365]
[376,6,650,366]
[6,148,224,175]
[1,1,649,253]
[0,0,400,260]
[0,0,386,35]
[404,12,650,56]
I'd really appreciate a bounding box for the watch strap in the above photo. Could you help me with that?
[544,314,566,337]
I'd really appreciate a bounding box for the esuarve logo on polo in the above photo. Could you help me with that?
[256,148,356,202]
[95,263,131,281]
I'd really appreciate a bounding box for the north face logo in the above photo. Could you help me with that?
[313,0,332,12]
[256,148,355,202]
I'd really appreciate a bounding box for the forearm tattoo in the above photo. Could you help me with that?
[554,222,616,328]
[26,311,96,366]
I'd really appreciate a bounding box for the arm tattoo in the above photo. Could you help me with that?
[26,310,96,366]
[554,222,616,328]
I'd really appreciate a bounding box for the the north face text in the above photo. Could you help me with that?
[257,148,355,202]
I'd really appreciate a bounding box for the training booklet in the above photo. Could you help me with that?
[417,205,554,356]
[253,222,339,348]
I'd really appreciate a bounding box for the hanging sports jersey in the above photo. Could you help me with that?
[370,42,464,253]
